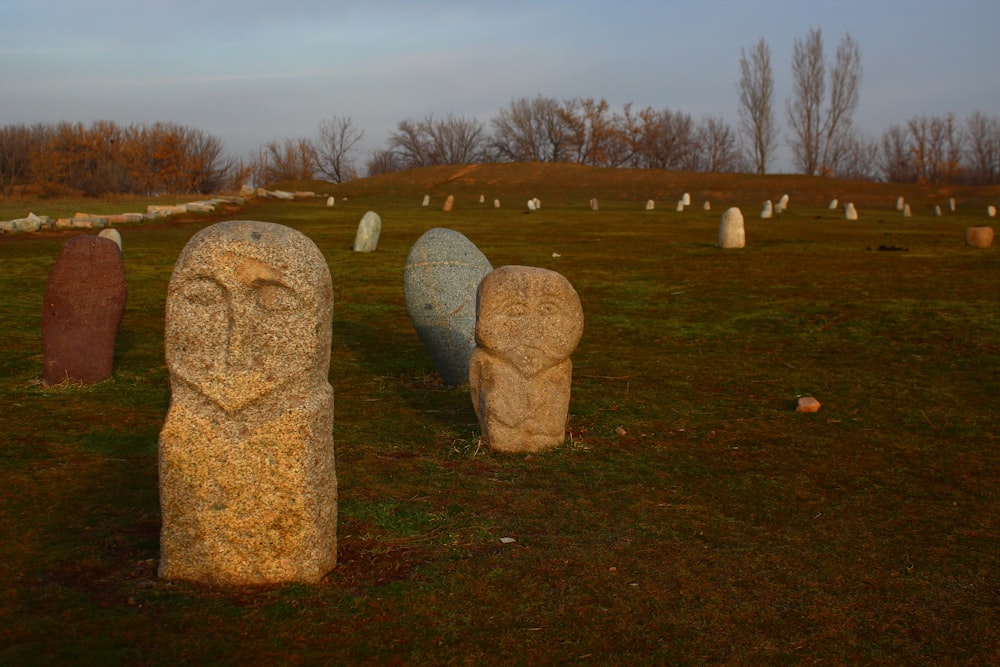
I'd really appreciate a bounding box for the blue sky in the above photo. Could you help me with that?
[2,0,999,170]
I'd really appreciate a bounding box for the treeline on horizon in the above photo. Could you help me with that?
[1,99,998,197]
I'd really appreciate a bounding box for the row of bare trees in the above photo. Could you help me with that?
[362,98,744,176]
[3,27,998,196]
[0,121,234,196]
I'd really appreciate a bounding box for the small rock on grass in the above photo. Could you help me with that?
[796,396,821,413]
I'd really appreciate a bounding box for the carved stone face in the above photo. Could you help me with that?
[165,221,332,413]
[474,265,584,378]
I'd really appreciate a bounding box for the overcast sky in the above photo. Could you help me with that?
[3,0,999,171]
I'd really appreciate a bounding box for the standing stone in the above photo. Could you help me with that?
[352,211,381,253]
[903,204,912,217]
[761,200,773,219]
[717,207,746,249]
[844,202,859,220]
[404,228,493,386]
[896,196,905,211]
[98,227,122,250]
[42,235,127,385]
[327,196,335,207]
[469,265,584,453]
[987,205,996,218]
[828,198,839,210]
[479,194,485,204]
[681,193,691,206]
[965,226,994,248]
[494,199,501,208]
[703,201,711,211]
[645,200,655,210]
[422,195,430,207]
[527,199,537,211]
[443,195,455,212]
[589,198,599,211]
[533,198,541,210]
[949,198,957,212]
[777,193,789,213]
[934,205,943,217]
[159,220,336,585]
[676,200,685,212]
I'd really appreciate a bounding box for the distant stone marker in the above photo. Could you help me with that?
[422,195,430,207]
[703,201,711,211]
[896,196,905,211]
[844,202,859,220]
[965,226,994,248]
[676,200,685,212]
[949,197,957,212]
[682,193,691,206]
[469,265,584,453]
[443,195,455,212]
[159,220,336,585]
[352,211,381,253]
[903,204,912,218]
[479,194,485,204]
[404,228,493,386]
[645,199,655,210]
[988,205,997,218]
[589,198,599,211]
[98,227,122,250]
[934,205,942,217]
[761,200,773,219]
[327,196,335,207]
[828,198,839,210]
[776,193,789,213]
[717,207,746,249]
[494,199,501,208]
[42,235,127,385]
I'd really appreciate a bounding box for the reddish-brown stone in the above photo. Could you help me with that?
[42,235,126,385]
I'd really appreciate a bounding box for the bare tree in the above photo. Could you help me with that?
[786,28,862,175]
[491,95,574,163]
[833,132,880,181]
[315,116,364,183]
[737,37,777,174]
[907,113,962,184]
[878,124,914,182]
[365,149,403,176]
[262,137,317,182]
[696,116,743,173]
[388,114,489,168]
[0,124,41,195]
[964,111,1000,184]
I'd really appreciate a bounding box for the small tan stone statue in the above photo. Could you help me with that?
[469,265,584,453]
[158,220,336,585]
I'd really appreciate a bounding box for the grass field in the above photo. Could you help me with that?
[1,164,998,665]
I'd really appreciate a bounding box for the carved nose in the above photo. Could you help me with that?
[224,305,255,369]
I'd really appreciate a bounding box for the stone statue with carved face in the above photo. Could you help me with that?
[158,220,336,585]
[469,265,584,453]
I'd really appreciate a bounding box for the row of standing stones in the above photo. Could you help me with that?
[36,185,997,584]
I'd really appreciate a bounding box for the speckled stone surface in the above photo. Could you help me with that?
[403,228,493,386]
[41,235,127,385]
[352,211,381,253]
[158,220,336,585]
[469,265,584,453]
[718,207,746,249]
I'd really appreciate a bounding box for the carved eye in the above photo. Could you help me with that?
[181,278,225,306]
[503,301,529,318]
[255,282,302,312]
